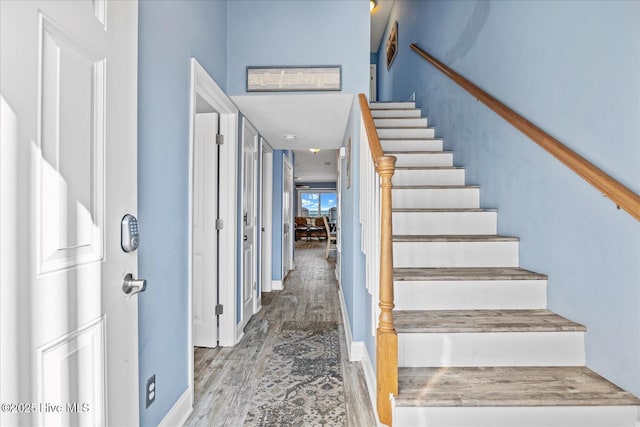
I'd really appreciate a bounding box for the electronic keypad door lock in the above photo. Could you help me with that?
[121,214,140,252]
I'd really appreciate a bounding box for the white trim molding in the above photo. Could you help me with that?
[272,280,283,291]
[157,388,191,427]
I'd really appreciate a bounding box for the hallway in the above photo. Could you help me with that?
[185,240,376,426]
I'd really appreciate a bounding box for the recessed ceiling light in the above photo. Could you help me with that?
[309,148,320,154]
[284,135,296,141]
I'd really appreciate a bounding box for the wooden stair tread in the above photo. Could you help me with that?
[394,166,462,170]
[393,267,545,281]
[393,208,496,212]
[380,138,443,141]
[393,234,518,242]
[377,126,434,129]
[394,309,586,333]
[396,366,640,407]
[393,184,479,189]
[385,150,451,154]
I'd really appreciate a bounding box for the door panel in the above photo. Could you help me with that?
[282,156,294,276]
[242,119,258,327]
[0,2,139,425]
[193,113,219,348]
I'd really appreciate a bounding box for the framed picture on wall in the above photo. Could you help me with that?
[386,21,398,70]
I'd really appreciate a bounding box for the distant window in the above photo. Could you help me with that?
[299,191,337,217]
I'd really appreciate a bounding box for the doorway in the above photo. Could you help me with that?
[282,155,294,276]
[188,59,239,403]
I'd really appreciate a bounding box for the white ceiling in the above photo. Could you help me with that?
[232,94,352,182]
[292,149,338,183]
[231,94,353,150]
[229,3,394,184]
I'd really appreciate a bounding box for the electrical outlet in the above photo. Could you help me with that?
[146,374,156,408]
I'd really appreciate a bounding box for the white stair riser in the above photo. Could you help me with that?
[393,188,480,209]
[394,280,547,310]
[398,332,585,367]
[371,109,421,118]
[393,211,496,235]
[374,117,428,128]
[381,139,443,151]
[378,128,435,139]
[393,405,640,427]
[393,169,465,186]
[393,152,453,167]
[370,102,415,109]
[393,241,519,268]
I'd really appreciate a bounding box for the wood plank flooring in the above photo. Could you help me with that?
[185,240,376,426]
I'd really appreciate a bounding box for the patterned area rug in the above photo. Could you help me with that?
[244,321,346,426]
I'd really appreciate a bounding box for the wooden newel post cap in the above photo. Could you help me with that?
[376,155,397,176]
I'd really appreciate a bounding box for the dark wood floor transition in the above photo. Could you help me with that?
[185,240,376,426]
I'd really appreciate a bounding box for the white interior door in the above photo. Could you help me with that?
[282,156,294,276]
[193,113,219,348]
[241,119,258,327]
[260,144,273,293]
[0,2,139,426]
[370,64,377,102]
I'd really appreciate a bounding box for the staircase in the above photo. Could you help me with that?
[369,101,640,427]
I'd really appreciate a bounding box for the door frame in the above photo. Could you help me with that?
[282,154,294,276]
[187,59,239,403]
[260,140,273,293]
[239,117,259,333]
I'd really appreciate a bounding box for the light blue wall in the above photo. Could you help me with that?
[377,0,640,396]
[340,97,377,364]
[137,1,227,426]
[227,0,371,95]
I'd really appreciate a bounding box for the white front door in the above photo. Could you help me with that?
[0,2,139,426]
[192,113,219,348]
[241,119,258,327]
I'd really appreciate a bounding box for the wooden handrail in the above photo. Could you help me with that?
[358,93,398,426]
[410,43,640,222]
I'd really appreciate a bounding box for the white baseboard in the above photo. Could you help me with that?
[338,285,382,425]
[158,388,191,427]
[272,280,283,291]
[235,321,245,345]
[337,286,353,360]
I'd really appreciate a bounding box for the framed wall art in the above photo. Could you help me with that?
[386,21,398,70]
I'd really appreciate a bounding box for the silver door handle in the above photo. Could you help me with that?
[243,235,248,241]
[123,273,146,298]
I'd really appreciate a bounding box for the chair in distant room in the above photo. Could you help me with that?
[328,207,337,232]
[328,206,337,222]
[323,216,337,259]
[309,217,326,240]
[294,216,309,241]
[301,207,309,217]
